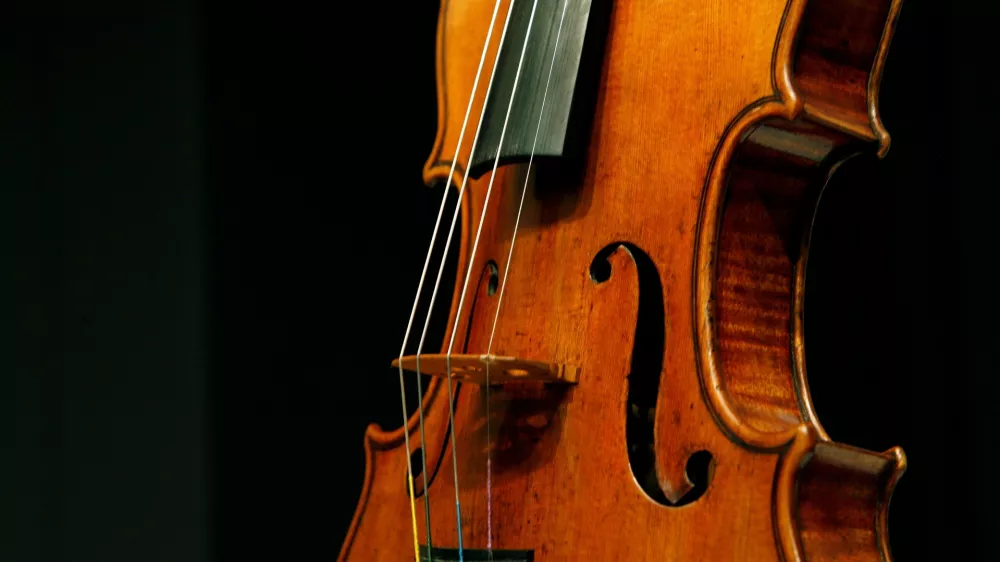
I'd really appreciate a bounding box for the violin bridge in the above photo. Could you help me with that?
[392,354,579,386]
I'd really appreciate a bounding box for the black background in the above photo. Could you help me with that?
[8,0,998,560]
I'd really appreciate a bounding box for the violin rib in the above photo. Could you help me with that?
[342,0,906,559]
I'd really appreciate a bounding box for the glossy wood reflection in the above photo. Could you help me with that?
[341,0,906,559]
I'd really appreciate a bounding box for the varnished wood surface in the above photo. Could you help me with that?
[341,0,905,559]
[393,354,580,385]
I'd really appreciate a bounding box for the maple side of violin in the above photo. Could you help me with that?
[340,0,906,559]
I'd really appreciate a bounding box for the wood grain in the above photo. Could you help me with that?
[342,0,906,559]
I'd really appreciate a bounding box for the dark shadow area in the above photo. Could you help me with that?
[204,1,451,556]
[804,2,996,557]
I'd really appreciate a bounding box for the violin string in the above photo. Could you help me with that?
[483,0,569,553]
[441,0,541,558]
[395,0,508,558]
[412,0,520,559]
[486,0,569,372]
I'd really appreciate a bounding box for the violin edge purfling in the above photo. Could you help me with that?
[694,0,905,556]
[341,0,907,559]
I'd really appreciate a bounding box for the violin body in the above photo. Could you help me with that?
[341,0,905,559]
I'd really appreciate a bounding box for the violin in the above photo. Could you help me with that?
[340,0,905,559]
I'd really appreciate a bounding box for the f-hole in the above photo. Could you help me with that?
[486,260,499,296]
[590,243,711,506]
